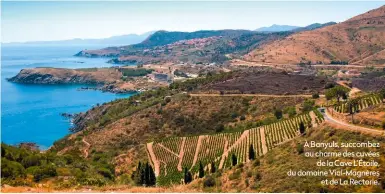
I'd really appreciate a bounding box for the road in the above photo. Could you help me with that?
[320,108,385,136]
[190,93,325,98]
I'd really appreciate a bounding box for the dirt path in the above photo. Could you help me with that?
[146,142,160,176]
[259,127,268,155]
[82,138,91,158]
[309,111,318,128]
[337,81,361,97]
[157,143,179,157]
[177,137,186,171]
[323,108,385,136]
[189,93,323,98]
[192,135,205,167]
[218,130,250,169]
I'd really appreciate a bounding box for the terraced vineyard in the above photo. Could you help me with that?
[148,111,323,185]
[334,94,382,113]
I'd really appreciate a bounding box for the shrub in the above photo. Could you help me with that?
[254,172,262,181]
[253,159,261,167]
[21,155,41,168]
[382,121,385,130]
[312,93,320,99]
[296,143,304,154]
[32,165,57,182]
[302,99,315,112]
[203,176,215,187]
[274,109,283,119]
[215,124,224,132]
[283,106,297,118]
[97,167,114,179]
[240,115,246,121]
[1,159,26,179]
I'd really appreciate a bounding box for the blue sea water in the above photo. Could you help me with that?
[1,45,134,149]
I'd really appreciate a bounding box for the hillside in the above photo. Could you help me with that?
[245,5,385,65]
[75,30,291,65]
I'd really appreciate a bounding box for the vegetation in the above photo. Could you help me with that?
[325,85,350,102]
[131,161,156,187]
[299,122,306,135]
[199,161,205,178]
[248,144,255,160]
[119,68,153,77]
[1,143,115,187]
[183,167,193,184]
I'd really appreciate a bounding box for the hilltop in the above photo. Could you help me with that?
[245,5,385,66]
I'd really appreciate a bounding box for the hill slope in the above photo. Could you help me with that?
[245,5,385,65]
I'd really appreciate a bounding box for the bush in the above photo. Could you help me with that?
[274,109,283,119]
[312,93,320,99]
[381,121,385,130]
[1,159,26,179]
[296,143,304,154]
[215,124,225,132]
[283,106,296,118]
[240,115,246,121]
[302,99,315,112]
[21,155,41,168]
[97,167,114,179]
[31,165,57,182]
[203,176,215,187]
[254,172,262,181]
[253,159,261,167]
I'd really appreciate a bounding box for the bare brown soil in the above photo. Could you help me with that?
[245,5,385,66]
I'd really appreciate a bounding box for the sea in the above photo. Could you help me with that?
[1,45,134,149]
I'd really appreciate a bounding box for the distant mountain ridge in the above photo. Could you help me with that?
[255,24,300,32]
[3,31,154,46]
[255,22,336,32]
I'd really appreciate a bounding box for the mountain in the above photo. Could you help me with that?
[292,22,337,32]
[255,24,300,32]
[246,5,385,65]
[75,30,290,64]
[3,31,154,46]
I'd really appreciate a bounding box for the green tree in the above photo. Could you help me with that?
[210,161,216,174]
[312,93,320,99]
[132,161,142,185]
[198,161,205,178]
[302,99,315,112]
[299,122,306,135]
[184,167,193,184]
[248,144,255,160]
[347,98,359,124]
[274,109,283,119]
[231,154,237,166]
[325,86,349,102]
[147,164,156,186]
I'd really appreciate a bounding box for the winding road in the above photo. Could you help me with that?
[321,108,385,136]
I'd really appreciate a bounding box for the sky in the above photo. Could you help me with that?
[1,1,384,43]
